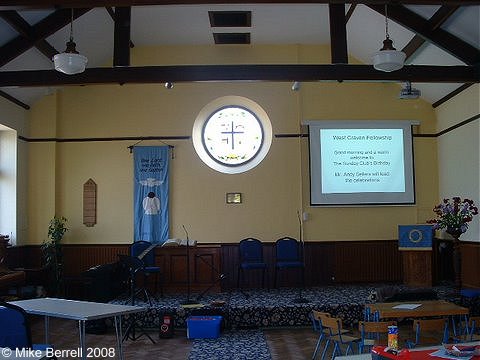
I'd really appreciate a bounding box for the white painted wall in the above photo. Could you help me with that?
[435,84,480,242]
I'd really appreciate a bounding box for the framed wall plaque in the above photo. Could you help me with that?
[226,192,242,204]
[83,179,97,227]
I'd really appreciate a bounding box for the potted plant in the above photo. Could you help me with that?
[427,197,478,288]
[41,216,68,295]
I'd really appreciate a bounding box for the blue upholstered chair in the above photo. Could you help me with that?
[237,238,268,289]
[274,237,304,288]
[0,301,50,352]
[130,240,162,302]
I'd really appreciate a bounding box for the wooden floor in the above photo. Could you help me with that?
[31,317,331,360]
[29,312,449,359]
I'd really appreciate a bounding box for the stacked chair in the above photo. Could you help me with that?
[310,310,359,360]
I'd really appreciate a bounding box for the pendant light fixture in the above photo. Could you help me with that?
[372,4,406,72]
[53,9,88,75]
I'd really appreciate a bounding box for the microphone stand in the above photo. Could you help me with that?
[293,211,309,304]
[181,225,196,305]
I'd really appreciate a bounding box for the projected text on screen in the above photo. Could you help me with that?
[320,129,405,193]
[307,120,415,206]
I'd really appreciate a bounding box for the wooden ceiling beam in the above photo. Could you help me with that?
[367,4,480,65]
[0,64,476,86]
[106,7,135,48]
[0,10,59,60]
[1,1,479,9]
[113,6,131,66]
[329,4,348,64]
[403,5,459,60]
[345,4,356,23]
[0,8,91,66]
[0,89,30,110]
[432,83,474,108]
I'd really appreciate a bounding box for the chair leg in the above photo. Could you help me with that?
[301,266,305,288]
[262,268,266,288]
[312,333,324,360]
[153,273,158,295]
[330,343,340,360]
[274,266,277,288]
[159,273,163,298]
[237,267,241,289]
[321,339,330,360]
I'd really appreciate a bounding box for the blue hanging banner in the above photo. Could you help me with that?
[133,146,169,244]
[398,224,433,251]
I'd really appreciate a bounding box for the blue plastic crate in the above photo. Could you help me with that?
[187,315,222,339]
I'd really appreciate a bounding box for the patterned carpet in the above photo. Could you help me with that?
[189,329,271,360]
[111,283,465,330]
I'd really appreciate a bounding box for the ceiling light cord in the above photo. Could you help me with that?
[384,5,390,41]
[69,9,74,43]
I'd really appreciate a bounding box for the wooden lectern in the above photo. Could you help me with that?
[398,225,434,287]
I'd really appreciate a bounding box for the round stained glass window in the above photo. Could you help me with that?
[193,96,272,174]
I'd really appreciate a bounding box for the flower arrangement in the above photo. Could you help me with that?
[427,197,478,236]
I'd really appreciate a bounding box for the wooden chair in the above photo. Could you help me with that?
[311,311,352,359]
[320,315,360,360]
[358,320,397,353]
[467,316,480,341]
[406,318,449,349]
[311,311,331,360]
[364,305,379,322]
[453,315,480,342]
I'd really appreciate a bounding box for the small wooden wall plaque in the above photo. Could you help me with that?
[83,179,97,227]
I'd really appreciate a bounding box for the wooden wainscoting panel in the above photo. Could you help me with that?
[62,244,128,277]
[194,248,221,284]
[334,240,402,283]
[8,240,430,294]
[304,242,335,285]
[220,244,239,289]
[221,240,402,289]
[461,241,480,288]
[169,252,188,284]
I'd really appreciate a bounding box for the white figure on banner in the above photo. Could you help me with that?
[140,178,163,187]
[143,191,161,215]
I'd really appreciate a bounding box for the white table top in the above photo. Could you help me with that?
[10,298,145,321]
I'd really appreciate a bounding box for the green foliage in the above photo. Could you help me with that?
[47,216,68,244]
[41,216,68,294]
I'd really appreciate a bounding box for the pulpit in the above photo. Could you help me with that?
[398,225,434,287]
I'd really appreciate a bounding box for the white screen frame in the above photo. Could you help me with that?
[307,120,416,206]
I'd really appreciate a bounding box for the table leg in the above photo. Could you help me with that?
[114,316,124,360]
[44,315,50,344]
[78,320,86,360]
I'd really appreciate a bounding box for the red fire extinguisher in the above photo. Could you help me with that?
[159,314,174,338]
